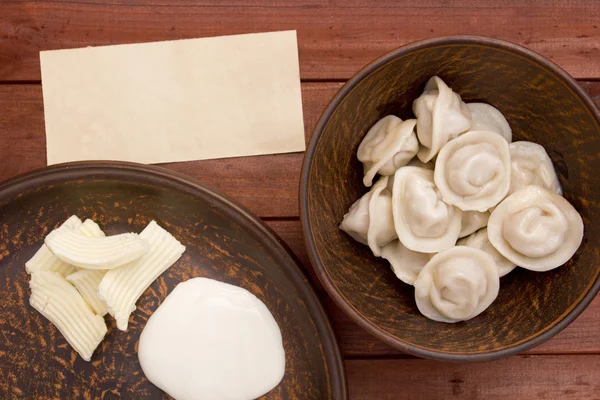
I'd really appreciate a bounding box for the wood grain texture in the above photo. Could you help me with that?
[266,220,600,357]
[346,355,600,399]
[1,81,599,218]
[0,1,599,81]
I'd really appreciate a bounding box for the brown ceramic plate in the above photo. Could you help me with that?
[301,36,600,361]
[0,161,346,399]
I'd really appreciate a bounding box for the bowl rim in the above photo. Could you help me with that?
[0,160,348,398]
[299,35,600,362]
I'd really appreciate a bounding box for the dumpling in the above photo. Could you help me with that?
[340,176,397,254]
[413,76,472,162]
[414,246,500,323]
[457,228,516,277]
[357,116,419,187]
[487,186,584,271]
[366,176,397,256]
[434,130,511,212]
[406,157,435,170]
[509,141,562,196]
[467,103,512,143]
[380,240,433,285]
[392,166,462,252]
[459,210,490,238]
[339,191,370,245]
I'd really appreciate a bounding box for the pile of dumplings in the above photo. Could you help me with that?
[340,76,584,324]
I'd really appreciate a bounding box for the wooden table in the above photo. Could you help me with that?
[1,1,599,398]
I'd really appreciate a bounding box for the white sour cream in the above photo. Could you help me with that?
[138,277,286,400]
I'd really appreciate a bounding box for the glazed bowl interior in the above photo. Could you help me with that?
[301,37,600,361]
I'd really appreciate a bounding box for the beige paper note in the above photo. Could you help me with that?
[40,31,305,165]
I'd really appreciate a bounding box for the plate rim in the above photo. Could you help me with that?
[0,160,348,399]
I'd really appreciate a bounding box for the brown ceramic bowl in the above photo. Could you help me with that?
[0,162,347,398]
[300,36,600,361]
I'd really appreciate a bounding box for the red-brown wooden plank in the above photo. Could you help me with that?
[346,355,600,399]
[1,1,599,81]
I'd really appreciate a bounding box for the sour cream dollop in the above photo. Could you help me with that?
[138,277,286,400]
